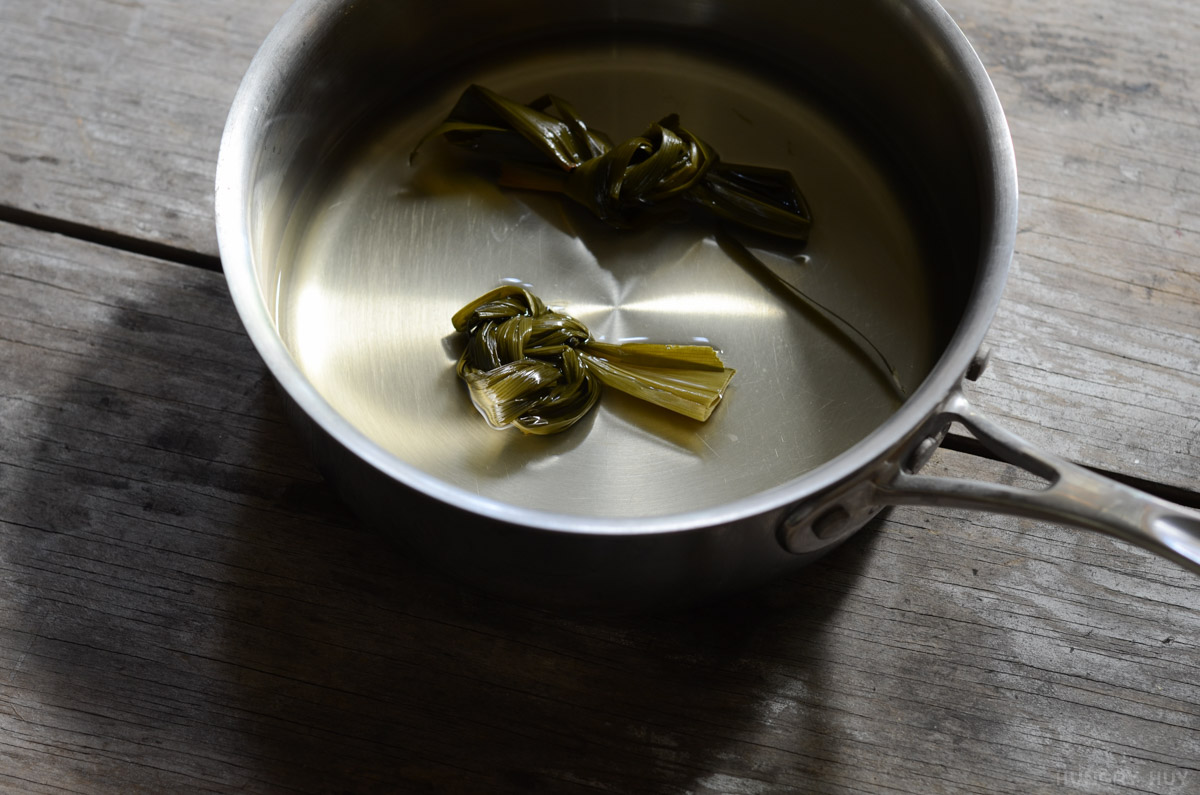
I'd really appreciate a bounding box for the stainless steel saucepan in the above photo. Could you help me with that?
[215,0,1200,608]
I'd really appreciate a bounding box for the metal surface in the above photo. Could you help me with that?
[216,0,1023,606]
[275,46,936,518]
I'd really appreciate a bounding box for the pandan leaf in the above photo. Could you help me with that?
[415,85,811,241]
[578,351,735,422]
[453,286,734,434]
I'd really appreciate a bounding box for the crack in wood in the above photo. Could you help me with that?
[0,205,221,272]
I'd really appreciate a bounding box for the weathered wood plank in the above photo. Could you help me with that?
[1,0,1197,494]
[944,0,1200,490]
[0,0,289,252]
[1,222,1197,792]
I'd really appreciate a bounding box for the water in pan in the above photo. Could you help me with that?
[275,45,936,519]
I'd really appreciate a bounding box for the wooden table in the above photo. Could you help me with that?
[2,1,1197,792]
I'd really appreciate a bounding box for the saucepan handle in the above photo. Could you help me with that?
[875,391,1200,575]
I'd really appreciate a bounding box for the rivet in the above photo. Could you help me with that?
[906,435,941,473]
[966,346,992,382]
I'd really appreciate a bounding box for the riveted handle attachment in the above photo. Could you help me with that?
[877,391,1200,575]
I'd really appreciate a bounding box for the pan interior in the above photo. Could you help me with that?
[274,44,938,519]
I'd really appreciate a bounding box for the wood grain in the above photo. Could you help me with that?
[945,0,1200,490]
[0,0,290,253]
[1,222,1197,793]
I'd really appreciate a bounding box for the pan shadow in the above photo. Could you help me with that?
[202,369,892,791]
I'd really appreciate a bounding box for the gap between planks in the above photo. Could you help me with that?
[0,204,222,273]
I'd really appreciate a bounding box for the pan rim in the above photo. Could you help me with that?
[215,0,1018,537]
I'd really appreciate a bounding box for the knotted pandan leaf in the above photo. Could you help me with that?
[453,286,736,435]
[414,85,811,241]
